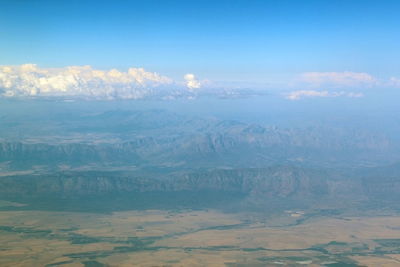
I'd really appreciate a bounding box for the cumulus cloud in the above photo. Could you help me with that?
[286,90,364,100]
[300,71,377,88]
[0,64,177,99]
[184,73,201,91]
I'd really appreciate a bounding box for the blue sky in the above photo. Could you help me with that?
[0,0,400,97]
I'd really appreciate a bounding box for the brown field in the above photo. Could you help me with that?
[1,207,400,266]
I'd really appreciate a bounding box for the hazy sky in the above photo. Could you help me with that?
[1,0,400,98]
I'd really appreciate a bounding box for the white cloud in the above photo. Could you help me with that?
[300,71,376,88]
[184,73,201,91]
[389,77,400,87]
[286,90,364,100]
[0,64,176,99]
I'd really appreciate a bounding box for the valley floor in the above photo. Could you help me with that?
[1,203,400,266]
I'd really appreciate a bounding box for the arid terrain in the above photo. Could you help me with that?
[1,103,400,266]
[1,200,400,266]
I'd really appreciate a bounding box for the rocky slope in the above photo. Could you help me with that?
[1,165,394,212]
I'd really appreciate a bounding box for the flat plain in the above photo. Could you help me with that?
[1,203,400,266]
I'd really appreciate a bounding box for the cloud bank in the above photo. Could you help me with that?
[286,90,364,100]
[285,71,391,100]
[0,64,203,99]
[389,77,400,87]
[1,65,398,101]
[300,71,377,88]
